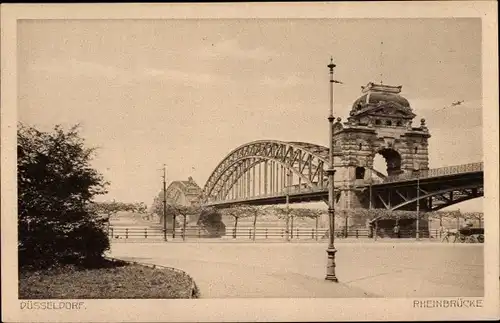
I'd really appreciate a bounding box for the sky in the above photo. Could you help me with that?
[18,18,483,211]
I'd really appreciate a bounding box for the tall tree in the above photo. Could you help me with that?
[166,204,202,240]
[133,202,148,214]
[268,206,323,240]
[268,206,291,240]
[88,201,147,231]
[220,205,254,238]
[238,205,266,241]
[18,123,109,269]
[150,194,174,226]
[289,208,324,239]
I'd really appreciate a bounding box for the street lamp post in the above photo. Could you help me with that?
[365,160,377,240]
[428,217,432,240]
[369,172,373,210]
[106,216,111,237]
[162,164,168,242]
[415,163,420,240]
[325,58,338,282]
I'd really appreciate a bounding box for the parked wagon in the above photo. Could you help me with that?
[442,227,484,243]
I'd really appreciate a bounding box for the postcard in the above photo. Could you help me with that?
[1,2,498,322]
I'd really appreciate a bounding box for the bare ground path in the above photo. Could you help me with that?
[108,242,483,298]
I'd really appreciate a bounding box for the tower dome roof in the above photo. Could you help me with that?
[351,82,412,114]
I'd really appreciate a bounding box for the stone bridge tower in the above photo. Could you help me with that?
[165,177,202,207]
[333,82,431,211]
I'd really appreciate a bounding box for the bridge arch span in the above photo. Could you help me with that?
[213,156,314,200]
[202,140,342,203]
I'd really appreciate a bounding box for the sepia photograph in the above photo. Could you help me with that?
[1,2,499,322]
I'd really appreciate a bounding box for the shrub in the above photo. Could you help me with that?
[18,123,109,270]
[197,208,226,237]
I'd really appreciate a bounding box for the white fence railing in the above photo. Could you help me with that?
[108,226,447,241]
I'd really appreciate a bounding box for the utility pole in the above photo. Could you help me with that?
[345,180,350,238]
[286,171,291,242]
[325,57,338,282]
[163,164,168,242]
[364,160,378,241]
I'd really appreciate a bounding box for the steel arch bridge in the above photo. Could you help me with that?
[197,140,483,212]
[202,140,349,203]
[167,83,484,214]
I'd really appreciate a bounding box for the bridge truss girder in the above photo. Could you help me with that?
[202,140,343,203]
[369,176,484,212]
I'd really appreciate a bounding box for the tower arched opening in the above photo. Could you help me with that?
[375,148,402,177]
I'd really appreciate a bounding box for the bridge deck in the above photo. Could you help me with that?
[205,162,483,208]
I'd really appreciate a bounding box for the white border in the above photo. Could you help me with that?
[1,2,498,322]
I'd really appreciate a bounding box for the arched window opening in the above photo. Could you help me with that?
[355,167,366,180]
[358,143,363,150]
[414,146,418,154]
[375,119,381,125]
[396,120,402,126]
[386,120,392,126]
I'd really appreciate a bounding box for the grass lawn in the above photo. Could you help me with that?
[19,259,198,299]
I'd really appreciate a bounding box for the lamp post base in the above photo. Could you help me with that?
[325,247,338,282]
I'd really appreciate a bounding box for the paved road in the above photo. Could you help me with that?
[108,241,483,298]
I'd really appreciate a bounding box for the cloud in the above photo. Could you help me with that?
[198,39,279,61]
[143,67,224,85]
[260,74,312,89]
[31,58,123,79]
[28,59,141,87]
[29,59,225,86]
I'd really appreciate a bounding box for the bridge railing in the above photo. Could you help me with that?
[383,162,483,183]
[108,226,449,242]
